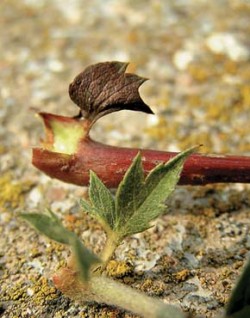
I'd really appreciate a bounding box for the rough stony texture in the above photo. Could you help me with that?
[0,1,250,317]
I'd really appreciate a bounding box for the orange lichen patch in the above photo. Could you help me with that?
[63,214,84,234]
[0,173,33,212]
[126,30,139,44]
[125,61,138,74]
[64,214,78,224]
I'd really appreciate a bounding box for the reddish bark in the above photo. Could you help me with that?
[33,136,250,187]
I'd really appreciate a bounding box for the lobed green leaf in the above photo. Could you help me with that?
[117,146,197,237]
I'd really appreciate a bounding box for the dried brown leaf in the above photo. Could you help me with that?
[69,61,154,123]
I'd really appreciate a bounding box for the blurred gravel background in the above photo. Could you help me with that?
[1,1,250,317]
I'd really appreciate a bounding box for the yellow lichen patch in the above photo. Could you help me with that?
[0,173,33,212]
[240,64,250,81]
[206,102,224,120]
[45,241,68,268]
[187,94,202,108]
[98,308,122,318]
[224,60,238,75]
[178,132,214,152]
[0,145,6,155]
[240,85,250,109]
[173,269,191,282]
[146,116,179,141]
[188,63,216,82]
[140,278,165,296]
[105,260,134,278]
[0,268,58,308]
[4,281,27,301]
[30,276,58,305]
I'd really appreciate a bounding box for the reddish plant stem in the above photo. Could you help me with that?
[33,136,250,188]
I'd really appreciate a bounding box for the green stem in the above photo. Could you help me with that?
[90,276,186,318]
[99,233,120,271]
[53,266,187,318]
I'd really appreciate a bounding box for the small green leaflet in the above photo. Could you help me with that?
[225,258,250,318]
[81,146,197,240]
[115,152,145,226]
[81,171,115,232]
[21,209,100,281]
[21,209,75,245]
